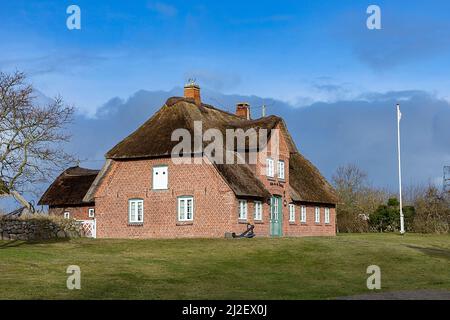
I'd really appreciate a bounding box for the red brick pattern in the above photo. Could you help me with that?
[48,206,95,221]
[94,157,237,238]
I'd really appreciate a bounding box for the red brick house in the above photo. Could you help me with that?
[40,83,338,238]
[38,166,98,221]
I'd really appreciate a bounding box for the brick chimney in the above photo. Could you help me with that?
[236,102,251,120]
[184,79,201,105]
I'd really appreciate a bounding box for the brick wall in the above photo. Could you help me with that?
[284,204,336,237]
[49,205,95,221]
[94,156,237,238]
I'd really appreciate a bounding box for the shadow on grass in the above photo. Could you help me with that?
[406,245,450,261]
[0,237,71,249]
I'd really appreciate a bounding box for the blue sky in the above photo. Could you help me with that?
[2,1,450,114]
[0,0,449,205]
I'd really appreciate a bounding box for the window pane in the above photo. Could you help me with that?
[267,159,275,177]
[278,161,285,179]
[255,202,261,220]
[137,201,143,221]
[130,202,136,222]
[244,202,247,218]
[239,200,247,219]
[187,199,192,219]
[180,199,185,220]
[258,203,261,219]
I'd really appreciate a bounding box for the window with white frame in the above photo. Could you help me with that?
[254,201,262,220]
[278,160,285,179]
[88,208,95,218]
[178,196,194,221]
[289,204,295,222]
[266,158,274,177]
[325,207,330,224]
[153,165,168,190]
[129,199,144,223]
[315,207,320,223]
[301,206,307,223]
[64,212,70,219]
[238,200,248,220]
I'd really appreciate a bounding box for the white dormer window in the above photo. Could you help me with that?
[266,158,274,177]
[153,166,168,190]
[278,160,285,179]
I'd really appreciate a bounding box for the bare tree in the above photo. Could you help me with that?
[0,71,74,211]
[332,164,388,232]
[412,184,450,234]
[332,164,368,205]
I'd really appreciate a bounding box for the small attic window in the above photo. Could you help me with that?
[153,166,168,190]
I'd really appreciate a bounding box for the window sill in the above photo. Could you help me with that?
[254,220,264,224]
[238,219,248,224]
[289,222,297,225]
[128,222,144,226]
[152,188,169,192]
[176,221,193,226]
[300,222,307,225]
[266,177,276,181]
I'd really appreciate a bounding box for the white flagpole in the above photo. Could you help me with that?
[397,103,405,234]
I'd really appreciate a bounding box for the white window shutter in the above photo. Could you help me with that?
[153,166,168,190]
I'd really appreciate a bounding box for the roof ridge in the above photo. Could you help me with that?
[64,166,100,177]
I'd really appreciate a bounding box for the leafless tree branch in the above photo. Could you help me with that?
[0,71,75,198]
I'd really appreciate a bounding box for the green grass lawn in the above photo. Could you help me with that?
[0,233,449,299]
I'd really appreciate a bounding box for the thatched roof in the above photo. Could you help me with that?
[289,153,338,204]
[215,162,271,199]
[104,97,336,203]
[107,97,295,159]
[38,166,99,206]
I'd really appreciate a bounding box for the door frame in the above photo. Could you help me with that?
[270,195,283,237]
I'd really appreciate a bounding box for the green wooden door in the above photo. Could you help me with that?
[270,196,282,236]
